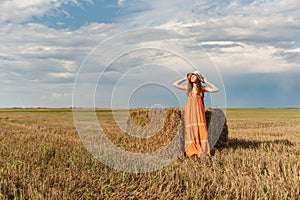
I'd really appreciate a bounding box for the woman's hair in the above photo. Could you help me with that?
[187,73,202,96]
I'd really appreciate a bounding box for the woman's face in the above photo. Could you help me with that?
[190,74,198,83]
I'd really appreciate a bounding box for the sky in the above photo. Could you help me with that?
[1,0,300,108]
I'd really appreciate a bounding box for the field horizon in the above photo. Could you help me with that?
[0,108,299,199]
[1,107,299,109]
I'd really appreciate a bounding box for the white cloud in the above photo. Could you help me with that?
[0,0,98,24]
[0,20,126,86]
[205,42,297,74]
[39,92,72,106]
[1,0,300,107]
[49,72,74,79]
[117,0,126,6]
[286,48,300,53]
[0,0,70,23]
[118,0,300,74]
[51,92,72,99]
[52,92,62,99]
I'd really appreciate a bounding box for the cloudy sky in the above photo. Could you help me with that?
[1,0,300,108]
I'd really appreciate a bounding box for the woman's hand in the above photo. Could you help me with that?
[202,77,219,92]
[172,77,188,90]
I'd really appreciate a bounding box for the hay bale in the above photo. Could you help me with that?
[126,108,184,152]
[127,108,228,151]
[205,109,228,149]
[127,108,183,139]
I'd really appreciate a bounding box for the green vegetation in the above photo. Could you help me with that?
[226,108,300,120]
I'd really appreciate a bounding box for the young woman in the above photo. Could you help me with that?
[173,71,219,158]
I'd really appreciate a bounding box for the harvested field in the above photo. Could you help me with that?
[0,108,299,199]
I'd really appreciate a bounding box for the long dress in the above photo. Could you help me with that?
[184,92,211,157]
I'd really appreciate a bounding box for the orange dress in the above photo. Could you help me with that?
[184,92,211,157]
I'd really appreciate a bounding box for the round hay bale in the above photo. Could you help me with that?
[205,109,228,149]
[127,108,228,152]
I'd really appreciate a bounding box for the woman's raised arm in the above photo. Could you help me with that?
[172,77,188,90]
[202,77,219,92]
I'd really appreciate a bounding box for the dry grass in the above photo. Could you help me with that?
[0,108,299,199]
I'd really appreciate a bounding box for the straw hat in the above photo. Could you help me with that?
[187,71,204,82]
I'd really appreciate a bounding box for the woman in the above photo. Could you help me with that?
[173,71,219,158]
